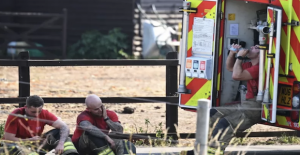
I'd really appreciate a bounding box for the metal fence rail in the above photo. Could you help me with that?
[0,97,179,104]
[0,59,179,66]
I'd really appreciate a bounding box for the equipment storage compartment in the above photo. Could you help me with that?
[219,0,268,106]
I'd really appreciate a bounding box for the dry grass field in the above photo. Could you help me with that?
[0,66,297,147]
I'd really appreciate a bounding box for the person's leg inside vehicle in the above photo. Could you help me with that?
[181,103,242,155]
[209,98,262,153]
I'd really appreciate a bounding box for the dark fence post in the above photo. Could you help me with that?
[166,52,178,140]
[18,51,30,107]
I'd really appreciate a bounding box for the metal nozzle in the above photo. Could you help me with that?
[257,25,269,34]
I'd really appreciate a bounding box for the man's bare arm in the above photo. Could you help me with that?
[59,124,69,143]
[51,119,69,145]
[101,106,123,133]
[79,121,108,138]
[226,51,236,72]
[105,119,123,133]
[232,59,253,81]
[79,121,117,150]
[232,59,243,77]
[232,49,253,81]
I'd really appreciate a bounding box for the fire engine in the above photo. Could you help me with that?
[177,0,300,131]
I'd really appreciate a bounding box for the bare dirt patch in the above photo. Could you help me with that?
[0,66,294,146]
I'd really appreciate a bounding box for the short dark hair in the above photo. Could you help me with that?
[26,95,44,107]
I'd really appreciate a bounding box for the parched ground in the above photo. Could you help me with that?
[0,66,295,146]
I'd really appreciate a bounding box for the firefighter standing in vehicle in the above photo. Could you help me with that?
[210,44,261,150]
[72,94,136,155]
[181,44,261,155]
[2,95,78,155]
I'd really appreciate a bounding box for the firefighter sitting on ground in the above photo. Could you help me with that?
[1,95,78,155]
[182,44,261,155]
[71,94,136,155]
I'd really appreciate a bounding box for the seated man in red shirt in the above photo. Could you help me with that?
[2,95,78,155]
[72,94,136,155]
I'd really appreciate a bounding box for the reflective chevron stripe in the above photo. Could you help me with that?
[180,0,217,108]
[266,0,300,128]
[97,147,115,155]
[216,0,225,106]
[63,141,77,152]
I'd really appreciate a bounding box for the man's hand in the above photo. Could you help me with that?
[29,136,43,141]
[102,105,108,119]
[54,143,64,155]
[226,44,241,72]
[105,136,115,150]
[230,44,241,53]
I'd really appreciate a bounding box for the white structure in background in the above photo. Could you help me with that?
[142,19,179,59]
[7,41,29,57]
[137,3,180,59]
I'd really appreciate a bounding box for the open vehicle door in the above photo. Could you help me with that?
[261,6,282,123]
[178,0,223,110]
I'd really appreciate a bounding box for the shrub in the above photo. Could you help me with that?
[67,28,129,59]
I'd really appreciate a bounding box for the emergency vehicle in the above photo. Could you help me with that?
[177,0,300,131]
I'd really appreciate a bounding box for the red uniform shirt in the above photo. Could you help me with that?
[242,62,259,99]
[71,110,120,144]
[4,107,58,139]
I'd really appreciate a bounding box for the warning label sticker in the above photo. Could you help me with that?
[186,59,192,69]
[200,61,205,70]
